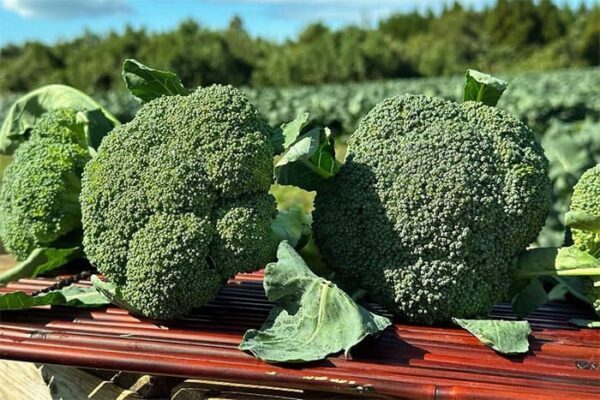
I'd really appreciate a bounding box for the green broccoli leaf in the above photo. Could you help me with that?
[122,59,189,103]
[555,246,600,273]
[281,112,310,149]
[569,319,600,328]
[271,207,312,250]
[91,275,144,315]
[0,85,119,155]
[513,247,600,278]
[0,247,82,285]
[270,113,310,155]
[511,278,548,318]
[512,247,559,280]
[61,285,111,307]
[565,209,600,233]
[239,241,391,363]
[75,109,117,154]
[453,319,531,354]
[546,282,570,301]
[275,127,341,191]
[512,247,600,315]
[0,286,109,310]
[463,69,508,106]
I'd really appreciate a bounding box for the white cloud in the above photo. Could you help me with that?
[221,0,486,5]
[216,0,492,23]
[2,0,131,19]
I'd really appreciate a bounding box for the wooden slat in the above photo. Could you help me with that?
[0,273,599,399]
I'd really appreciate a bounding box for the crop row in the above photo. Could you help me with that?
[2,68,599,134]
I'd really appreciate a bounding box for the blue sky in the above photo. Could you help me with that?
[0,0,596,46]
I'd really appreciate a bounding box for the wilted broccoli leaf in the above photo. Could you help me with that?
[0,285,109,310]
[453,319,531,354]
[463,69,508,106]
[240,241,391,363]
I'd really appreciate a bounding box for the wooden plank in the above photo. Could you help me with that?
[38,364,141,400]
[0,254,16,274]
[171,379,361,400]
[0,360,52,400]
[0,360,142,400]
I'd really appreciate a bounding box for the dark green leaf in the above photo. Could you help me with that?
[0,286,109,310]
[122,59,189,102]
[511,279,548,318]
[565,209,600,233]
[91,275,144,315]
[453,319,531,354]
[547,282,570,301]
[463,69,508,106]
[239,242,391,363]
[271,207,312,250]
[569,319,600,328]
[275,127,341,191]
[551,276,590,304]
[0,85,119,155]
[513,247,559,279]
[0,247,82,285]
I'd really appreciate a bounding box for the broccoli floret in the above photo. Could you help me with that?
[0,108,90,259]
[313,94,551,325]
[80,85,278,320]
[569,164,600,256]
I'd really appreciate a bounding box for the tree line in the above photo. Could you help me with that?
[0,0,598,93]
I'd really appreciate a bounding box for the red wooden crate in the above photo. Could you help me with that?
[1,272,599,399]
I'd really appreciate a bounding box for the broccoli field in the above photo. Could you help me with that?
[3,68,590,247]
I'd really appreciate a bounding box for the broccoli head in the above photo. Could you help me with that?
[0,108,90,259]
[313,94,551,325]
[80,85,278,320]
[567,164,600,315]
[569,164,600,255]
